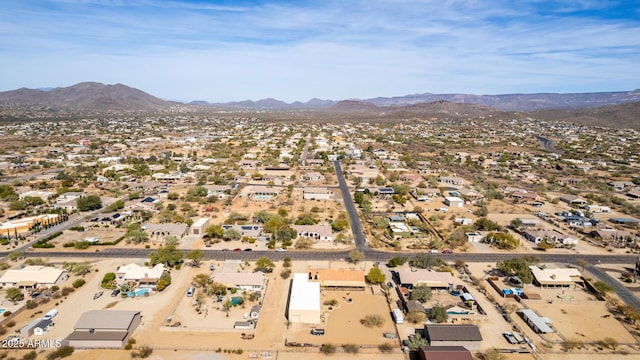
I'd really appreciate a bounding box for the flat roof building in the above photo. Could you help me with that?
[287,273,321,324]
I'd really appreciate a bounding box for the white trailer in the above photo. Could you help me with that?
[392,308,404,324]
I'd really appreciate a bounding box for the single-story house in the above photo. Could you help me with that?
[292,223,333,241]
[438,176,464,186]
[524,230,578,246]
[395,268,454,290]
[424,324,483,350]
[301,187,334,200]
[143,223,189,239]
[66,310,142,348]
[559,194,587,205]
[211,272,264,291]
[0,266,66,289]
[205,185,232,198]
[309,268,366,290]
[302,172,325,182]
[221,224,263,238]
[117,263,166,288]
[529,266,583,287]
[418,346,473,360]
[288,273,321,324]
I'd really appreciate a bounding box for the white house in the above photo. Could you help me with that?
[211,272,264,291]
[292,223,333,241]
[302,187,334,201]
[0,266,66,289]
[117,263,166,287]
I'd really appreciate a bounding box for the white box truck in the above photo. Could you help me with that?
[392,309,404,324]
[44,309,58,320]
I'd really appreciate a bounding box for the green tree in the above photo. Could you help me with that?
[222,228,242,241]
[429,303,448,323]
[76,195,102,211]
[486,232,519,250]
[255,257,275,273]
[475,217,501,231]
[366,267,385,284]
[411,253,441,269]
[6,287,24,301]
[149,243,183,267]
[387,256,407,268]
[187,249,204,267]
[593,280,615,296]
[204,224,224,238]
[410,285,433,302]
[497,257,535,284]
[71,263,92,276]
[348,249,365,264]
[407,333,428,350]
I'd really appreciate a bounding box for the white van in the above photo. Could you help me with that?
[186,287,195,297]
[44,309,58,320]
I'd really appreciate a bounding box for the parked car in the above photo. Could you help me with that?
[187,287,195,297]
[93,291,103,300]
[209,264,216,271]
[111,289,121,297]
[310,328,325,336]
[275,248,287,252]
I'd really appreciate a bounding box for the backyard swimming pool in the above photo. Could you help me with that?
[231,296,243,305]
[127,288,151,297]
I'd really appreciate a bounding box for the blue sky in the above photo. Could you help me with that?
[1,0,639,102]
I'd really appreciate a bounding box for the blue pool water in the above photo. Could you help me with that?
[0,309,5,314]
[231,296,243,305]
[127,288,151,297]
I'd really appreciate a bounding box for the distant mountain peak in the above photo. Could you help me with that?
[0,82,173,111]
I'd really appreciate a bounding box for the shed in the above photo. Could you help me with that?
[519,309,554,333]
[444,197,464,208]
[66,310,141,348]
[418,345,473,360]
[424,324,483,350]
[233,321,253,329]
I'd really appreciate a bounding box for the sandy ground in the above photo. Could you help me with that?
[465,262,640,358]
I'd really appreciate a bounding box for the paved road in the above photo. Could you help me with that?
[333,160,368,250]
[536,135,563,155]
[587,265,640,311]
[7,248,636,266]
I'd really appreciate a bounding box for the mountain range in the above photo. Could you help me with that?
[0,82,639,128]
[0,82,175,111]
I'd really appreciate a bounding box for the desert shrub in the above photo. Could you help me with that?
[378,343,394,352]
[25,300,38,310]
[360,314,384,328]
[343,344,359,353]
[46,346,74,360]
[280,269,291,279]
[72,279,85,288]
[60,287,74,296]
[22,350,37,360]
[319,343,336,354]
